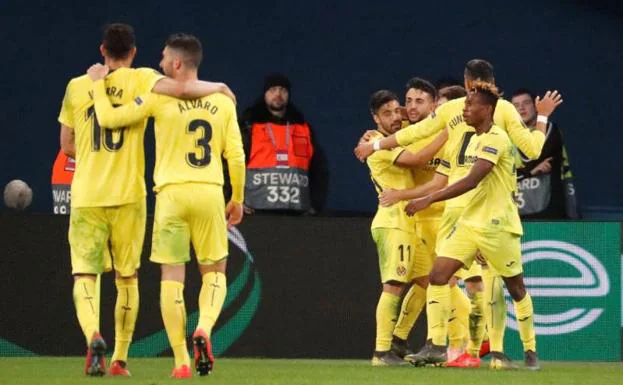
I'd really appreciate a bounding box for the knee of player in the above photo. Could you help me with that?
[382,281,406,295]
[428,271,450,286]
[503,276,527,301]
[412,276,429,289]
[73,273,97,282]
[115,270,138,280]
[464,277,483,294]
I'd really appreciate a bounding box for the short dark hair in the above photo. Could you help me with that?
[405,77,437,100]
[370,90,399,115]
[439,85,467,101]
[102,23,135,60]
[469,81,500,114]
[165,33,203,68]
[511,88,536,102]
[465,59,495,83]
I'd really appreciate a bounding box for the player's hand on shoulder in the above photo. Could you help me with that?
[535,90,563,117]
[87,63,109,81]
[354,142,374,162]
[379,189,399,207]
[226,201,244,226]
[359,130,377,144]
[220,84,237,105]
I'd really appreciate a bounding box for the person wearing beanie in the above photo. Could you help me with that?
[235,73,327,215]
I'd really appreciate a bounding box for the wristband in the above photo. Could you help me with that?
[373,140,381,151]
[537,115,548,124]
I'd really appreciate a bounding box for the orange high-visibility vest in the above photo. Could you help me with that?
[51,150,74,214]
[245,122,313,211]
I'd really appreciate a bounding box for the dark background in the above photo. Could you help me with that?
[1,0,622,218]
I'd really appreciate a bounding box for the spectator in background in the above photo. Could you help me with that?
[511,88,578,219]
[239,74,327,215]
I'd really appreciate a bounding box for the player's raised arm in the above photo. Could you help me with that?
[354,103,449,161]
[394,129,448,169]
[502,90,563,160]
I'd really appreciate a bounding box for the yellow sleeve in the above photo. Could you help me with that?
[135,67,165,94]
[476,133,505,165]
[375,147,406,164]
[222,101,246,204]
[395,104,448,146]
[437,158,451,176]
[58,81,74,128]
[499,100,545,160]
[92,80,154,128]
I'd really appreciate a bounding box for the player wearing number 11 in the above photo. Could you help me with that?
[90,33,245,378]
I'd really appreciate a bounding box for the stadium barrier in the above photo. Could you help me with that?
[0,215,620,361]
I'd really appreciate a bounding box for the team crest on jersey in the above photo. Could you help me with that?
[135,96,143,105]
[396,266,407,276]
[483,146,498,155]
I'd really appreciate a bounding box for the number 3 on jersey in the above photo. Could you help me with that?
[186,119,212,168]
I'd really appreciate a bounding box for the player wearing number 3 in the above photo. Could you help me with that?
[59,24,234,377]
[89,33,245,378]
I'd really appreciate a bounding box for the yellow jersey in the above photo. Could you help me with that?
[458,125,522,235]
[367,131,416,233]
[405,136,445,221]
[396,97,545,210]
[58,67,163,207]
[92,80,246,203]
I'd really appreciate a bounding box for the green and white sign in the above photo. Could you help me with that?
[504,222,621,361]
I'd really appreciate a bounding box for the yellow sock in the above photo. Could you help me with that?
[197,272,227,336]
[73,277,99,346]
[393,284,426,340]
[375,292,400,351]
[448,285,469,349]
[513,293,536,352]
[466,291,485,356]
[111,278,139,363]
[427,284,450,346]
[483,269,506,352]
[161,280,190,368]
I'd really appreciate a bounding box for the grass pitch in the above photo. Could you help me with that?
[0,358,621,385]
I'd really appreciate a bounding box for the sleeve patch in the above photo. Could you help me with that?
[135,97,143,105]
[482,146,498,155]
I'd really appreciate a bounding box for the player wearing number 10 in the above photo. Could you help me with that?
[91,33,245,378]
[58,23,232,377]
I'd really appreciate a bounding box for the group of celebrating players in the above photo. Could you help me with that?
[354,60,563,370]
[58,19,562,378]
[58,23,244,378]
